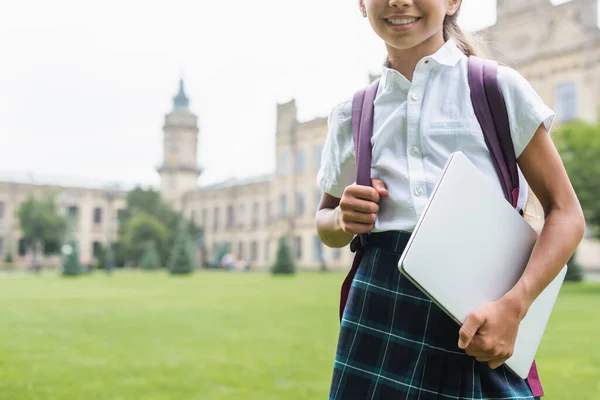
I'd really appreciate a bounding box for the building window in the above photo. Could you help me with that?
[265,240,270,262]
[332,248,341,260]
[314,144,324,170]
[313,235,323,261]
[92,241,102,258]
[294,236,303,260]
[280,194,287,217]
[18,238,26,256]
[296,192,304,216]
[0,237,4,257]
[202,209,207,227]
[556,82,576,122]
[238,242,244,260]
[279,150,289,176]
[93,208,103,224]
[296,149,305,174]
[266,201,271,225]
[0,201,4,222]
[68,205,79,219]
[252,202,259,228]
[250,241,258,261]
[239,204,246,228]
[226,205,234,228]
[213,207,219,232]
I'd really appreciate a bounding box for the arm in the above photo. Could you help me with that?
[459,123,586,367]
[315,193,354,248]
[316,180,389,248]
[505,123,586,316]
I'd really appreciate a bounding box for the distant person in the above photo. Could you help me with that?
[315,1,585,399]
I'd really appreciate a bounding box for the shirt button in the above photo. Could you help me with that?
[411,93,419,101]
[414,187,424,196]
[410,147,420,156]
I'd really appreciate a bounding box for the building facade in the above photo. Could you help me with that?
[0,0,599,271]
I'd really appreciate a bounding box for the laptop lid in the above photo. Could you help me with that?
[398,151,566,379]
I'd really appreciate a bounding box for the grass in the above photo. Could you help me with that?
[0,271,598,400]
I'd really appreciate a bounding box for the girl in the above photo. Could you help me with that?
[315,0,586,399]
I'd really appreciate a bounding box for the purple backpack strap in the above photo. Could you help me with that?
[468,56,544,397]
[353,80,380,244]
[468,56,520,209]
[338,79,379,321]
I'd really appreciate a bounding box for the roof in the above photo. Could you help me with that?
[0,170,142,192]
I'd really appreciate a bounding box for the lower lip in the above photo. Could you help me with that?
[385,18,421,31]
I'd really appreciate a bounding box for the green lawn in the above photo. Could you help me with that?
[0,271,598,400]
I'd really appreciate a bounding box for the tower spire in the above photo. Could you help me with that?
[173,78,189,111]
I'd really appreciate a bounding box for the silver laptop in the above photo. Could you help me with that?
[398,151,567,379]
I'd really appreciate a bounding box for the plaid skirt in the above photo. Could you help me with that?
[330,231,540,400]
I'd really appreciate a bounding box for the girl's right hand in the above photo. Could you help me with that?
[336,179,388,234]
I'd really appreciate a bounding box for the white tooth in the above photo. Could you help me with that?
[389,17,418,25]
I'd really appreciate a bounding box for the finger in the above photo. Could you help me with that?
[340,198,379,214]
[459,313,485,350]
[341,210,377,225]
[347,185,380,203]
[371,179,389,197]
[342,222,374,234]
[463,334,488,356]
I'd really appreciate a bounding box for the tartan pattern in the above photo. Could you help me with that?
[330,231,540,400]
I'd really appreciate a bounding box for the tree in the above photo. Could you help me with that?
[271,236,296,275]
[105,243,115,274]
[62,240,82,276]
[4,250,13,264]
[140,240,162,271]
[122,212,170,266]
[553,121,600,236]
[17,195,67,267]
[95,243,106,270]
[168,221,196,275]
[117,187,201,265]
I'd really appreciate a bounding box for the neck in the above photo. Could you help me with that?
[385,32,446,81]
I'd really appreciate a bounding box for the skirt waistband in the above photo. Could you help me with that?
[358,231,412,254]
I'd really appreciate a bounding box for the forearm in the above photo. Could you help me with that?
[316,207,354,248]
[506,206,586,318]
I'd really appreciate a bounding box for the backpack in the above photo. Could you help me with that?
[341,56,544,397]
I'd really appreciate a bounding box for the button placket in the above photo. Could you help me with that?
[406,67,429,217]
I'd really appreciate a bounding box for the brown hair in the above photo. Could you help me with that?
[443,5,486,58]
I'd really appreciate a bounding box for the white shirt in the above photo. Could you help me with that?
[317,40,555,233]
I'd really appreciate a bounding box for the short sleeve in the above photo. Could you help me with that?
[316,100,356,198]
[497,66,555,158]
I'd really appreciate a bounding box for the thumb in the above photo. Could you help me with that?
[458,312,484,350]
[371,179,388,197]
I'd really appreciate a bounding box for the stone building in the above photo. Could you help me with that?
[0,0,598,271]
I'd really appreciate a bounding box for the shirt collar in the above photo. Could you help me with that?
[379,39,465,90]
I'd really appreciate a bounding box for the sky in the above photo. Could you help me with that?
[0,0,570,188]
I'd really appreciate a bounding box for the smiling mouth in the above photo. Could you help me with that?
[385,16,421,27]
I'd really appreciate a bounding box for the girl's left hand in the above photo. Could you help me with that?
[457,297,525,369]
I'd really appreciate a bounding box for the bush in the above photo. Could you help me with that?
[271,237,296,275]
[168,221,195,275]
[62,240,82,277]
[95,244,106,270]
[140,241,162,271]
[4,250,14,264]
[565,252,584,282]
